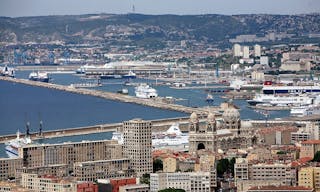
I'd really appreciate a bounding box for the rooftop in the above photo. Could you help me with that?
[301,140,320,144]
[248,185,313,191]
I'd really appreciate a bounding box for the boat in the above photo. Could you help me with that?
[290,95,320,117]
[75,64,97,74]
[5,130,32,158]
[206,94,214,103]
[123,70,136,79]
[100,74,122,79]
[117,88,129,95]
[29,71,50,82]
[0,65,15,77]
[135,84,158,99]
[247,93,314,106]
[262,85,320,95]
[112,123,189,150]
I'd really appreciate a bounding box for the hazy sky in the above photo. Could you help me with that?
[1,0,320,17]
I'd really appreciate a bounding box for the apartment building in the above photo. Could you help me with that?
[19,140,122,169]
[0,157,22,181]
[73,158,133,182]
[123,119,152,177]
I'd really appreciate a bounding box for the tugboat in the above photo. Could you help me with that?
[206,93,214,103]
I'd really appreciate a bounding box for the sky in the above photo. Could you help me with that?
[1,0,320,17]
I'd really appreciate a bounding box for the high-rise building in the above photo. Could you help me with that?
[233,44,242,57]
[254,44,261,57]
[243,46,250,59]
[123,119,152,177]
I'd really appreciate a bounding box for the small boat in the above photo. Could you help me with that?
[117,88,128,95]
[206,94,214,103]
[29,71,49,82]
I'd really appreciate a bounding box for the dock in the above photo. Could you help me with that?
[0,76,221,115]
[170,85,230,90]
[0,116,201,143]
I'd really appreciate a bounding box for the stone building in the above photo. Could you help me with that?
[189,106,257,154]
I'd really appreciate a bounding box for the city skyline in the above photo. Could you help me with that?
[1,0,320,17]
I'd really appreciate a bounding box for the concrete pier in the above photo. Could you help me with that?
[0,76,220,115]
[0,116,198,143]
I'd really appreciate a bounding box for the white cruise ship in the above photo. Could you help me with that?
[247,93,314,106]
[112,123,189,150]
[290,95,320,117]
[135,84,158,99]
[5,131,32,158]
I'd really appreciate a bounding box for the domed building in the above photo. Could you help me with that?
[189,106,257,154]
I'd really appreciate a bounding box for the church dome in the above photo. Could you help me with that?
[207,112,216,122]
[222,108,240,121]
[241,120,253,129]
[190,112,198,122]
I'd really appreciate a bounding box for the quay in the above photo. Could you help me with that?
[248,105,291,111]
[170,85,230,90]
[0,116,201,144]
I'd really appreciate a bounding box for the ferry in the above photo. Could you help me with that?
[29,71,50,82]
[262,85,320,95]
[247,93,314,106]
[5,130,32,158]
[290,95,320,117]
[112,123,188,150]
[135,84,158,99]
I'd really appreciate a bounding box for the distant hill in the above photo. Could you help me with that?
[0,13,319,45]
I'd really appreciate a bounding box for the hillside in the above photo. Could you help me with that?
[0,13,319,45]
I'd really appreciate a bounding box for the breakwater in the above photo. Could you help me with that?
[0,76,220,115]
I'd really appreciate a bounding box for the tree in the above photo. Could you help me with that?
[217,158,229,177]
[313,151,320,162]
[140,173,150,185]
[153,159,163,172]
[229,157,236,177]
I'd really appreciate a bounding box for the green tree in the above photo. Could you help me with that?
[217,158,229,177]
[313,151,320,162]
[229,157,236,176]
[153,159,163,172]
[140,173,150,185]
